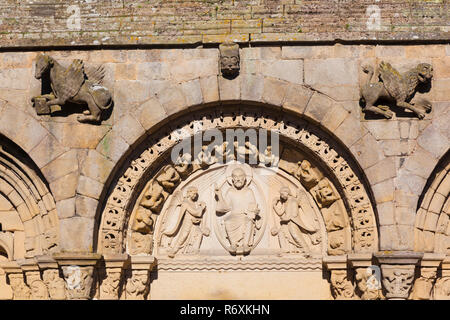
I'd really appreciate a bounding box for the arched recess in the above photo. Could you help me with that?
[415,150,450,254]
[96,103,379,261]
[0,135,59,260]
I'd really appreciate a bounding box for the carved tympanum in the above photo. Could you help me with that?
[32,53,113,123]
[360,61,433,119]
[100,108,378,259]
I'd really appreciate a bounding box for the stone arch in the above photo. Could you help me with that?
[0,135,59,260]
[96,103,379,257]
[414,150,450,254]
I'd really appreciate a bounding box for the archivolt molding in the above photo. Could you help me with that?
[0,143,59,259]
[98,106,378,257]
[415,155,450,254]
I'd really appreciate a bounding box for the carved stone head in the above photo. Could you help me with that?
[415,63,433,82]
[34,53,53,79]
[231,167,246,189]
[219,42,240,79]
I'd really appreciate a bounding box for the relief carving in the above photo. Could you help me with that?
[219,42,240,79]
[32,53,113,123]
[381,265,415,300]
[61,266,95,300]
[355,268,383,300]
[330,270,355,300]
[215,166,262,255]
[159,187,210,258]
[360,61,433,119]
[295,160,320,190]
[100,269,122,300]
[42,269,66,300]
[271,186,321,255]
[410,268,437,300]
[8,274,31,300]
[100,109,377,257]
[125,270,150,300]
[434,276,450,300]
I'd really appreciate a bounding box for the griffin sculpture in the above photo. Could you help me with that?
[32,53,113,123]
[360,61,433,119]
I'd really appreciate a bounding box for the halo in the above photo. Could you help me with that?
[225,161,253,186]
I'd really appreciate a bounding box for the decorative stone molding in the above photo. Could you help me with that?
[0,145,59,259]
[349,253,383,300]
[20,259,49,300]
[434,257,450,300]
[100,254,129,300]
[157,257,322,272]
[375,251,423,300]
[124,256,156,300]
[98,107,378,259]
[1,261,30,300]
[323,255,356,300]
[36,255,66,300]
[415,160,450,254]
[54,253,102,300]
[410,253,444,300]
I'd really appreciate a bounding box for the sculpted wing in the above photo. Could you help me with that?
[84,64,105,85]
[161,190,185,238]
[58,59,85,102]
[292,190,318,233]
[379,61,403,99]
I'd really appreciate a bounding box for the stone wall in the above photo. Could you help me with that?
[0,44,446,253]
[0,0,449,48]
[0,3,449,298]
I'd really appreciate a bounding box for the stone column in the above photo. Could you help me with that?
[348,253,383,300]
[100,254,129,300]
[37,255,66,300]
[323,255,356,300]
[0,261,30,300]
[54,253,102,300]
[125,256,156,300]
[434,257,450,300]
[375,251,423,300]
[20,259,49,300]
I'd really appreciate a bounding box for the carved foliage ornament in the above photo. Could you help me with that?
[99,109,377,257]
[32,53,113,123]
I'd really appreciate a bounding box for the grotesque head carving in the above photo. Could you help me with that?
[219,42,240,79]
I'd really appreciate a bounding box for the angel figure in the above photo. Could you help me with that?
[162,187,210,258]
[271,186,321,255]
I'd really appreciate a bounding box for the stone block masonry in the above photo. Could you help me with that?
[0,0,449,48]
